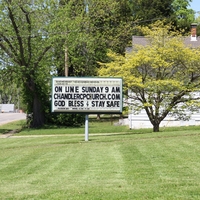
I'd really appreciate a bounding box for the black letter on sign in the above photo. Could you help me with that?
[55,86,62,92]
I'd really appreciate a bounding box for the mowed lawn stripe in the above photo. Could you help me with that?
[0,133,200,199]
[0,138,130,199]
[127,135,200,199]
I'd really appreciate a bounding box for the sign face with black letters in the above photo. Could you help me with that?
[51,77,123,114]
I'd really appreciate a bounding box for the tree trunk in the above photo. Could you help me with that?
[153,123,160,132]
[31,93,45,128]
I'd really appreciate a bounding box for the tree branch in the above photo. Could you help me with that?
[20,6,32,64]
[0,34,19,61]
[34,46,51,68]
[7,6,26,65]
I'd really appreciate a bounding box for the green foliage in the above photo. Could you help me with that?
[129,0,195,35]
[98,21,200,132]
[0,0,196,128]
[45,113,85,127]
[131,0,174,23]
[194,14,200,36]
[50,0,134,76]
[172,0,195,34]
[0,0,54,127]
[0,0,134,127]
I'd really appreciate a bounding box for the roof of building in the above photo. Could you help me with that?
[184,37,200,48]
[131,36,200,49]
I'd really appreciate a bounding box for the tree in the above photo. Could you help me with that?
[0,0,134,127]
[50,0,134,77]
[130,0,174,24]
[128,0,195,35]
[98,22,200,132]
[172,0,195,34]
[0,71,20,107]
[0,0,54,127]
[194,13,200,36]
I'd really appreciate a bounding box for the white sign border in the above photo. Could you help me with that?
[51,77,123,114]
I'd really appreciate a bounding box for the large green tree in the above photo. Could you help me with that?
[0,0,195,128]
[128,0,195,35]
[50,0,134,77]
[130,0,174,24]
[194,13,200,36]
[172,0,195,33]
[0,0,54,127]
[98,22,200,132]
[0,0,135,127]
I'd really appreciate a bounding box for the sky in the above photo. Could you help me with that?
[189,0,200,13]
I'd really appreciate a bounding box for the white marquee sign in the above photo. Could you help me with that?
[51,77,123,114]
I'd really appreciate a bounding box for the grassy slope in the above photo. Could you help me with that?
[0,121,200,199]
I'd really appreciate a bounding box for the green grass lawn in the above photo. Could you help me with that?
[1,120,200,199]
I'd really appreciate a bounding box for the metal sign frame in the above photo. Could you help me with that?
[51,77,123,114]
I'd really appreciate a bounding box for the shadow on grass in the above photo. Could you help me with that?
[0,129,12,134]
[0,120,26,135]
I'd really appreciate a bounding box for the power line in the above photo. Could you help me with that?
[0,17,167,39]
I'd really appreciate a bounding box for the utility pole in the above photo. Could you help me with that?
[65,47,68,77]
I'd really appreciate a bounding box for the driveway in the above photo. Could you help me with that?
[0,113,26,125]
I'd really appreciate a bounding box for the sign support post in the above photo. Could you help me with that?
[85,114,89,141]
